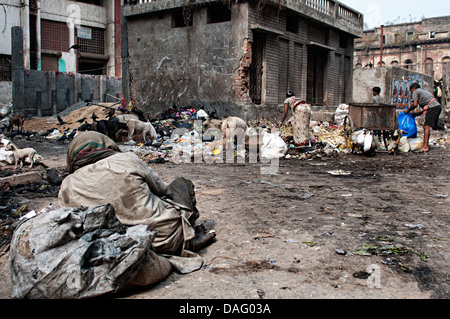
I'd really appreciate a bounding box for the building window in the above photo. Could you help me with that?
[339,33,348,48]
[76,26,105,55]
[426,58,434,75]
[0,55,12,81]
[404,59,414,70]
[72,0,104,5]
[407,32,414,41]
[171,8,193,28]
[207,3,231,24]
[286,13,299,33]
[41,19,70,52]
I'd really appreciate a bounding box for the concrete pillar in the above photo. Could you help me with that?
[12,27,25,113]
[121,5,131,106]
[74,73,82,102]
[46,72,57,115]
[20,0,30,70]
[36,91,42,117]
[99,75,107,102]
[36,0,42,70]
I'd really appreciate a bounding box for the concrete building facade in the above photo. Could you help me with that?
[122,0,363,120]
[354,15,450,107]
[0,0,123,76]
[0,0,123,105]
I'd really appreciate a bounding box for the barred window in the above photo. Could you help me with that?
[77,26,105,55]
[41,19,70,52]
[0,55,12,82]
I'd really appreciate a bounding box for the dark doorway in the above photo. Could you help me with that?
[307,46,327,105]
[250,32,265,105]
[78,60,107,75]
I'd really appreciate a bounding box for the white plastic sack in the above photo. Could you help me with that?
[45,129,62,140]
[398,136,411,152]
[0,148,14,165]
[408,137,424,151]
[9,204,170,299]
[260,130,288,159]
[0,103,12,117]
[351,129,375,153]
[334,104,349,126]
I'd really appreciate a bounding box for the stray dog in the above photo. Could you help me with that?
[6,143,37,169]
[203,116,249,147]
[127,119,158,144]
[10,115,25,132]
[221,116,249,146]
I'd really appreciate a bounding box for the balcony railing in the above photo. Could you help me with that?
[306,0,333,16]
[305,0,362,28]
[124,0,363,35]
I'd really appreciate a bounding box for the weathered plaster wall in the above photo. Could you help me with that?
[0,0,21,55]
[0,82,12,105]
[126,4,249,118]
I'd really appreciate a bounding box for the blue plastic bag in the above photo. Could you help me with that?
[398,112,417,138]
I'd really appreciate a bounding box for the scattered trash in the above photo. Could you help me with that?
[296,191,314,200]
[18,210,36,221]
[353,244,429,263]
[322,230,334,237]
[404,223,426,229]
[258,180,280,187]
[302,241,317,247]
[327,170,352,176]
[335,249,347,255]
[353,271,370,279]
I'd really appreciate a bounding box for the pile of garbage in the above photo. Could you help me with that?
[0,103,13,132]
[4,101,448,167]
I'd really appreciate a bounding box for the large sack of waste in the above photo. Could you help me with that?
[260,130,288,159]
[0,103,12,117]
[397,112,417,138]
[351,128,376,153]
[9,204,171,299]
[334,104,349,126]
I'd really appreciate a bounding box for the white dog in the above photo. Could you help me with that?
[221,116,249,147]
[6,143,37,169]
[127,119,158,144]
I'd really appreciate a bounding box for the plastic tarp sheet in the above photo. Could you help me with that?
[9,204,170,299]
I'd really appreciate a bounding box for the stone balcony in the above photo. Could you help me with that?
[123,0,364,37]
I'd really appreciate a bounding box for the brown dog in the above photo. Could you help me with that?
[10,115,25,132]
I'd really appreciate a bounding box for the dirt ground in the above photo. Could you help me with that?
[0,118,449,300]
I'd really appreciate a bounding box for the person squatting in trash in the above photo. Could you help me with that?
[281,90,312,147]
[404,82,442,152]
[58,131,216,255]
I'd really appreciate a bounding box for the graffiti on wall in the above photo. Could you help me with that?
[391,74,428,109]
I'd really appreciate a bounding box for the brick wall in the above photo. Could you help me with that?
[232,38,253,105]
